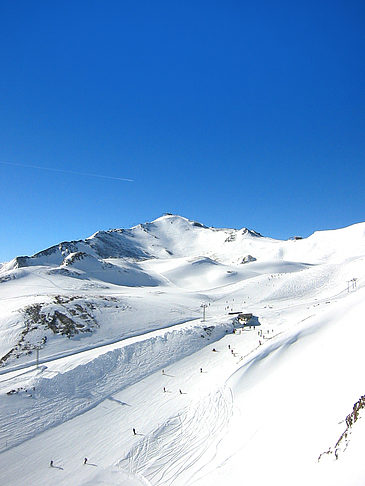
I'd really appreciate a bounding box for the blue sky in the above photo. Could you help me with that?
[0,0,364,261]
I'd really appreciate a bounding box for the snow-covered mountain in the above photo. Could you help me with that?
[2,214,262,269]
[4,214,365,270]
[0,215,365,485]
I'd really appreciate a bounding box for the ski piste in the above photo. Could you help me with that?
[0,215,365,485]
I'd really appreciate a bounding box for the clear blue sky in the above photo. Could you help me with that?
[1,0,364,261]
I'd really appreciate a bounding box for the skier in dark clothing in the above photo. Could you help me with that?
[50,460,53,467]
[84,457,88,465]
[133,428,136,435]
[200,368,202,373]
[163,387,166,392]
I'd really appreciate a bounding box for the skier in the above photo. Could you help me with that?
[84,457,88,465]
[163,387,166,392]
[212,348,217,352]
[133,428,136,435]
[162,369,165,375]
[179,389,182,394]
[50,460,53,468]
[228,344,231,349]
[200,368,202,373]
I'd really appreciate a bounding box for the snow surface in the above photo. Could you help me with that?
[0,215,365,485]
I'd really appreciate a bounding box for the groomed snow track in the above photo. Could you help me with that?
[120,386,233,485]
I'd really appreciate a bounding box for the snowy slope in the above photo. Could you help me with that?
[0,215,365,485]
[1,214,364,370]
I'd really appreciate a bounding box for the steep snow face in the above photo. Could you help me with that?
[100,214,264,263]
[5,230,151,269]
[61,252,161,287]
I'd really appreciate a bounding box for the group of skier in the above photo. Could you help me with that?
[49,326,250,470]
[50,457,88,468]
[161,366,204,395]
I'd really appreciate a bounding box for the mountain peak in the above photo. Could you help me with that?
[151,214,206,227]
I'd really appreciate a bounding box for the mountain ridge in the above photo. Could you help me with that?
[2,215,365,273]
[1,214,264,271]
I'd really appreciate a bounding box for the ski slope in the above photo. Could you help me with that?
[0,215,364,485]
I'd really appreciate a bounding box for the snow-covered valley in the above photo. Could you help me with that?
[0,214,364,485]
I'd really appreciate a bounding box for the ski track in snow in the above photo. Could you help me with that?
[1,216,365,485]
[120,386,233,486]
[0,319,230,452]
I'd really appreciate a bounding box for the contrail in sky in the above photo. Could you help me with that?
[0,161,134,182]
